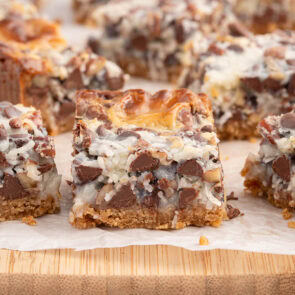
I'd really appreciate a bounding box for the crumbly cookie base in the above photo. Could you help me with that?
[0,195,60,222]
[217,113,260,140]
[243,177,295,211]
[70,205,226,230]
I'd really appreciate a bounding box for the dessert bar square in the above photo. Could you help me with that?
[0,101,61,222]
[242,112,295,210]
[179,31,295,140]
[86,0,239,82]
[70,89,225,229]
[0,1,126,135]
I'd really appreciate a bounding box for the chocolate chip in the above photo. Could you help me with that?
[272,155,291,182]
[263,78,282,92]
[288,74,295,95]
[57,101,76,118]
[142,190,159,209]
[0,152,9,168]
[75,165,102,184]
[86,105,108,121]
[281,113,295,129]
[227,204,240,219]
[64,68,84,89]
[130,34,148,51]
[0,124,7,140]
[177,159,203,177]
[14,139,29,148]
[117,131,140,140]
[4,106,22,118]
[9,118,21,129]
[227,44,244,53]
[201,125,213,133]
[179,188,198,209]
[107,184,136,209]
[164,54,179,66]
[38,163,54,174]
[88,37,100,53]
[106,73,125,90]
[241,77,263,92]
[130,152,159,172]
[174,20,194,44]
[228,22,252,38]
[0,173,27,200]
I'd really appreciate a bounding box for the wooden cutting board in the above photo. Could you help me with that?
[1,247,295,295]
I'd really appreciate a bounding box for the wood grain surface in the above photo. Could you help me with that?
[1,247,295,294]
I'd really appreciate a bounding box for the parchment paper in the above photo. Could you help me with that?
[1,0,295,253]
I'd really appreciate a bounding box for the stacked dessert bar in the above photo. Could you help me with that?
[0,1,126,135]
[242,112,295,210]
[85,0,239,82]
[179,31,295,140]
[70,89,226,229]
[0,101,61,221]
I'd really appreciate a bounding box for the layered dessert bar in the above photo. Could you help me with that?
[179,31,295,140]
[242,112,295,211]
[0,1,126,135]
[0,101,61,222]
[70,89,226,229]
[86,0,239,82]
[232,0,295,34]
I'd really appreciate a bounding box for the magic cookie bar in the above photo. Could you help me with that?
[87,0,238,82]
[0,101,61,222]
[70,89,225,229]
[179,31,295,140]
[0,1,126,135]
[242,112,295,211]
[232,0,295,34]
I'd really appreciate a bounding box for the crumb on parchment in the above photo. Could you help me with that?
[288,221,295,229]
[199,236,209,246]
[22,216,37,226]
[282,208,293,220]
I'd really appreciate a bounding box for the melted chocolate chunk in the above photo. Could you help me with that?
[64,68,84,89]
[0,173,27,200]
[130,152,160,172]
[227,44,244,53]
[263,78,282,92]
[177,159,203,177]
[272,155,291,182]
[75,165,102,183]
[227,204,240,219]
[38,163,54,174]
[179,188,198,209]
[3,106,22,118]
[281,113,295,129]
[130,34,148,51]
[142,190,160,208]
[86,105,108,121]
[57,101,76,118]
[241,77,263,92]
[201,125,213,133]
[107,184,136,209]
[288,74,295,95]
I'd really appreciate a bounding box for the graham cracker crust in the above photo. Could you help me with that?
[242,175,295,211]
[70,205,226,230]
[0,195,60,222]
[217,113,260,140]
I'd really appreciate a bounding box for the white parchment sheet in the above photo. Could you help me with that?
[1,0,295,253]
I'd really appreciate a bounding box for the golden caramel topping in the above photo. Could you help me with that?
[76,89,212,131]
